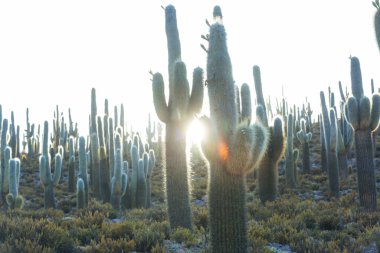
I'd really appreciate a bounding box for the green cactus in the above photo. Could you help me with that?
[285,113,296,188]
[111,149,127,210]
[320,91,340,197]
[151,5,204,230]
[345,57,379,211]
[6,158,23,209]
[108,118,115,179]
[76,178,85,209]
[146,150,156,208]
[90,132,100,199]
[68,136,75,192]
[296,118,312,173]
[78,136,89,207]
[136,158,147,208]
[39,149,62,209]
[100,146,110,203]
[318,114,327,172]
[90,88,97,134]
[130,139,139,208]
[253,66,286,203]
[200,8,269,253]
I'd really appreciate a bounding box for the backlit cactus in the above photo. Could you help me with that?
[297,118,312,173]
[254,66,285,203]
[111,149,127,210]
[344,57,379,211]
[151,4,204,230]
[76,178,85,209]
[285,113,296,188]
[200,7,269,253]
[68,136,75,192]
[6,158,24,209]
[78,136,89,207]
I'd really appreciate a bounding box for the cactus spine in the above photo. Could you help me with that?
[201,7,269,253]
[253,66,285,202]
[151,5,204,230]
[345,57,379,211]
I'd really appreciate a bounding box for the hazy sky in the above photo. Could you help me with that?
[0,0,379,137]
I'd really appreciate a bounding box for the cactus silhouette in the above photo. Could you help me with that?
[151,5,204,230]
[200,7,269,253]
[345,57,380,211]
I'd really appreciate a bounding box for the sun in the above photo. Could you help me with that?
[187,119,205,144]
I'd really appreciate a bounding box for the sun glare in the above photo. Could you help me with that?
[187,119,205,144]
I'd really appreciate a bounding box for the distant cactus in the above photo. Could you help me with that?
[253,66,285,203]
[320,92,340,197]
[76,178,85,209]
[130,139,139,208]
[136,158,147,208]
[200,8,269,253]
[285,114,296,188]
[345,57,379,211]
[78,136,89,207]
[111,149,127,210]
[90,132,101,199]
[100,146,110,203]
[146,113,155,148]
[146,150,156,208]
[68,136,75,192]
[6,158,24,209]
[90,88,97,134]
[297,118,312,173]
[151,4,204,230]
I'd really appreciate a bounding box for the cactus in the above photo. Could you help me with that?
[136,158,147,208]
[78,136,89,207]
[39,142,62,209]
[320,92,340,197]
[296,118,312,173]
[375,0,380,51]
[100,146,111,203]
[253,66,286,203]
[146,113,155,148]
[9,112,16,158]
[90,132,101,199]
[6,158,23,209]
[285,114,296,188]
[146,150,156,208]
[2,146,12,196]
[90,88,97,134]
[345,57,379,211]
[68,136,75,192]
[108,118,115,178]
[76,178,85,209]
[111,149,127,210]
[151,5,204,230]
[200,8,269,253]
[130,139,139,208]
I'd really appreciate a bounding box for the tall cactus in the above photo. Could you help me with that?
[253,66,285,203]
[151,4,204,230]
[320,92,340,197]
[297,118,312,173]
[90,132,101,199]
[77,178,85,209]
[345,57,380,211]
[146,150,156,208]
[136,157,147,208]
[100,146,111,203]
[78,136,88,207]
[68,136,75,192]
[6,158,23,209]
[200,7,269,253]
[285,114,296,188]
[111,149,127,210]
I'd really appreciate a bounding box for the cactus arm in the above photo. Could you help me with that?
[253,65,268,126]
[187,67,204,117]
[240,83,252,123]
[152,73,170,123]
[370,93,380,131]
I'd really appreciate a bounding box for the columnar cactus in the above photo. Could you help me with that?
[253,66,285,203]
[130,138,139,208]
[40,127,62,210]
[146,113,155,148]
[146,150,156,208]
[100,146,111,203]
[111,149,127,210]
[90,132,101,199]
[90,88,97,134]
[9,112,16,158]
[200,7,269,253]
[78,136,89,207]
[76,178,85,209]
[136,158,147,208]
[374,0,380,51]
[297,118,312,173]
[151,4,204,230]
[345,57,380,211]
[318,114,327,172]
[320,92,340,197]
[285,113,296,188]
[6,158,24,209]
[3,146,12,195]
[68,136,75,192]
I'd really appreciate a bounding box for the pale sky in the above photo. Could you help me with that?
[0,0,379,137]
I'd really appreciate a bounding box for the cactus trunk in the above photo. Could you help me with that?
[209,164,247,253]
[165,122,192,229]
[302,142,311,173]
[355,130,377,211]
[44,184,56,209]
